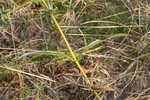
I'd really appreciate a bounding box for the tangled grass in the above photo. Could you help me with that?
[0,0,150,100]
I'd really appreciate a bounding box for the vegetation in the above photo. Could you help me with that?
[0,0,150,100]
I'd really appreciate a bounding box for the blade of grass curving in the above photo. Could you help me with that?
[77,39,102,53]
[108,33,128,39]
[40,0,102,99]
[77,33,128,54]
[18,50,73,61]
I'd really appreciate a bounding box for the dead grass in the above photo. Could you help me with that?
[0,0,150,100]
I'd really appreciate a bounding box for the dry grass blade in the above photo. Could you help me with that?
[60,25,144,29]
[0,65,55,82]
[1,0,150,99]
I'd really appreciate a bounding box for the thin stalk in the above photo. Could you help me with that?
[51,14,101,100]
[41,0,102,99]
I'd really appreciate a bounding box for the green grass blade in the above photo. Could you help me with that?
[108,33,128,39]
[18,50,73,61]
[78,40,102,53]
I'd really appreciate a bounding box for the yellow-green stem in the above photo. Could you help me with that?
[51,13,102,100]
[41,0,102,99]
